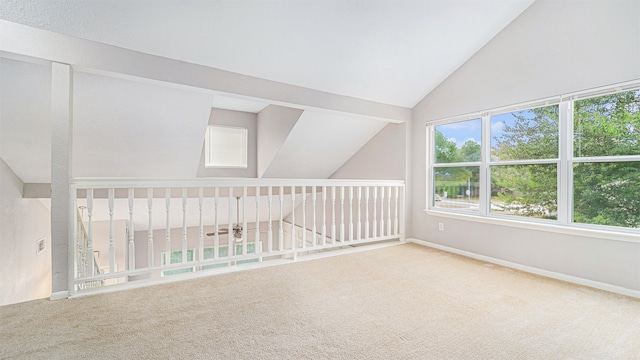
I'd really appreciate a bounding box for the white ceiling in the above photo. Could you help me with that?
[0,0,533,108]
[262,111,388,179]
[0,0,534,184]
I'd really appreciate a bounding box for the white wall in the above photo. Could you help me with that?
[256,105,302,178]
[197,108,257,178]
[331,122,406,180]
[0,158,51,305]
[411,0,640,293]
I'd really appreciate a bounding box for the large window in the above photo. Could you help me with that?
[428,86,640,232]
[490,105,559,219]
[432,119,481,211]
[573,89,640,228]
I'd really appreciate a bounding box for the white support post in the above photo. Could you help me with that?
[51,62,73,299]
[214,187,220,260]
[268,186,273,253]
[108,188,115,273]
[291,186,296,254]
[365,187,370,240]
[165,188,171,266]
[279,186,284,251]
[242,187,248,256]
[379,186,385,237]
[87,188,94,276]
[372,187,378,239]
[301,186,306,249]
[322,186,327,246]
[394,186,399,236]
[331,186,336,244]
[228,187,234,258]
[255,186,261,259]
[128,188,135,270]
[181,188,187,263]
[357,186,362,241]
[198,187,204,263]
[348,186,354,242]
[311,186,317,247]
[387,186,392,236]
[147,188,154,269]
[340,186,345,243]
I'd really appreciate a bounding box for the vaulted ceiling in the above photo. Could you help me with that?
[0,0,534,183]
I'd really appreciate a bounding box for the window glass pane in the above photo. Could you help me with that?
[433,166,479,211]
[205,125,248,167]
[574,90,640,157]
[434,119,481,164]
[490,164,557,219]
[491,105,558,161]
[574,162,640,228]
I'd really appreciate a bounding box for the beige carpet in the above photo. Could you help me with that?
[1,243,639,360]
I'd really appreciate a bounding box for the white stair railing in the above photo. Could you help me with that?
[70,179,404,295]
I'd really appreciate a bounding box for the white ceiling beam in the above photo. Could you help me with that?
[0,20,410,123]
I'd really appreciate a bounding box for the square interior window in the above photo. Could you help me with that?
[205,125,248,168]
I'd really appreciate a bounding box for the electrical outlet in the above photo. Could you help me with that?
[438,222,444,231]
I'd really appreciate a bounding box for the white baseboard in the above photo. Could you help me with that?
[407,238,640,299]
[50,291,69,301]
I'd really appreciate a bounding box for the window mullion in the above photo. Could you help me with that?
[480,115,490,215]
[558,101,572,225]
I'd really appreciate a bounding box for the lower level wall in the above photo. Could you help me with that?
[412,212,640,297]
[0,158,51,306]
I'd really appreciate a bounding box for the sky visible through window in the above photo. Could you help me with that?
[436,118,482,150]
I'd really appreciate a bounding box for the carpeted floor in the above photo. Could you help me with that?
[1,243,639,359]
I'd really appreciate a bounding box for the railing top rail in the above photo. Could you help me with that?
[70,178,405,189]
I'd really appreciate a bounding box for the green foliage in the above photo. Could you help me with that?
[572,90,640,228]
[490,106,559,218]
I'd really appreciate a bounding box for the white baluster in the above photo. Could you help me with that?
[268,186,273,253]
[291,186,296,252]
[165,188,171,266]
[322,186,327,246]
[242,186,248,256]
[331,186,336,244]
[340,186,345,243]
[182,188,187,263]
[365,187,370,240]
[311,186,317,247]
[387,186,392,236]
[301,186,306,249]
[148,188,154,269]
[394,186,399,236]
[255,186,261,259]
[372,187,378,239]
[128,188,135,270]
[198,187,204,263]
[87,188,94,276]
[379,187,385,237]
[279,186,284,251]
[108,188,115,273]
[349,186,354,242]
[214,187,219,259]
[228,187,234,258]
[357,186,362,241]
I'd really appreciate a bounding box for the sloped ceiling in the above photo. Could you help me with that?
[0,58,51,183]
[262,110,388,179]
[72,72,213,178]
[0,0,535,183]
[0,0,533,107]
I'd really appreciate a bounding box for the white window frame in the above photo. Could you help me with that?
[425,81,640,243]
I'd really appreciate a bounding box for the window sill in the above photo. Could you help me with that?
[423,208,640,244]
